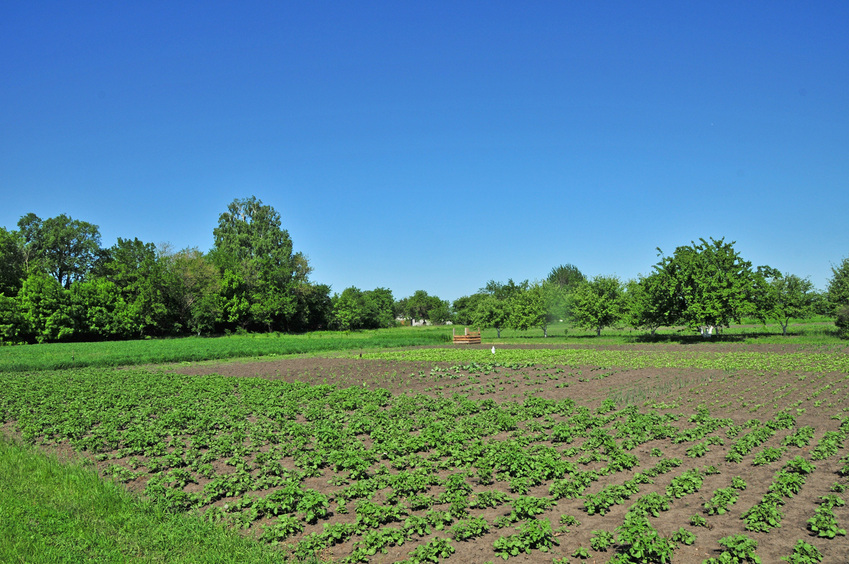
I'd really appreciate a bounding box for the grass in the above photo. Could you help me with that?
[0,437,312,563]
[0,328,453,373]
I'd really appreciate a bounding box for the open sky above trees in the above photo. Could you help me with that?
[2,2,847,302]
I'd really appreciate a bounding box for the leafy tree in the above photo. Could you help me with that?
[332,287,368,330]
[290,282,332,332]
[480,278,528,300]
[69,277,123,339]
[17,213,102,289]
[472,295,511,337]
[624,272,677,336]
[655,238,772,332]
[211,197,311,332]
[509,287,546,333]
[768,273,815,336]
[827,256,849,311]
[0,294,25,343]
[547,264,586,292]
[363,287,396,328]
[398,290,447,325]
[161,247,222,335]
[0,227,24,297]
[836,306,849,339]
[103,238,169,337]
[571,276,623,336]
[452,294,485,326]
[17,271,75,342]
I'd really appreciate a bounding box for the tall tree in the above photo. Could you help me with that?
[104,237,169,337]
[17,271,75,342]
[473,295,511,338]
[0,227,24,296]
[654,238,772,332]
[547,264,586,292]
[827,256,849,312]
[508,287,546,333]
[767,273,815,336]
[452,294,486,326]
[17,213,102,289]
[571,276,624,336]
[162,247,222,335]
[211,197,311,332]
[624,272,677,336]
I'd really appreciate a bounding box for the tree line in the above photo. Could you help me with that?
[1,197,848,343]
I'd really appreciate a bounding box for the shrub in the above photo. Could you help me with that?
[836,306,849,339]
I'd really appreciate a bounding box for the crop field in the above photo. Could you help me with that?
[3,341,849,563]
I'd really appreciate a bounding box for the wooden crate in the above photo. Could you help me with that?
[452,328,481,345]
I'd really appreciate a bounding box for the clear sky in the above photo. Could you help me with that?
[2,1,847,302]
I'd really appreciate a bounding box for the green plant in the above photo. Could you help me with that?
[807,506,846,538]
[590,529,614,551]
[704,487,738,515]
[781,540,823,563]
[706,534,761,564]
[492,518,558,559]
[671,527,696,545]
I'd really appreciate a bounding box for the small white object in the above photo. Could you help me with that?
[491,346,496,354]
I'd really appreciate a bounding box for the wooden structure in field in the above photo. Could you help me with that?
[452,327,481,345]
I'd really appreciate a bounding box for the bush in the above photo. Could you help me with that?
[836,306,849,339]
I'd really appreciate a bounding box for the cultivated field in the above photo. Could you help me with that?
[3,338,849,563]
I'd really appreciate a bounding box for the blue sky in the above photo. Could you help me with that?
[2,1,847,302]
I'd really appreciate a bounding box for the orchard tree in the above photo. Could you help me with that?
[18,213,102,289]
[571,275,624,336]
[473,295,511,337]
[827,256,849,311]
[211,197,312,332]
[547,264,586,292]
[509,287,546,334]
[398,290,447,325]
[654,238,772,332]
[480,278,528,300]
[768,273,815,336]
[624,272,678,336]
[452,293,485,326]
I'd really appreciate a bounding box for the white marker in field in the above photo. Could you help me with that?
[491,346,495,354]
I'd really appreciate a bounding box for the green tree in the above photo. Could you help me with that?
[472,295,511,337]
[161,247,222,335]
[17,213,102,289]
[571,276,623,336]
[0,227,25,296]
[103,238,169,337]
[547,264,586,292]
[0,294,25,343]
[768,273,815,336]
[211,197,311,332]
[17,271,75,342]
[398,290,447,325]
[69,277,123,339]
[332,287,367,330]
[624,272,677,336]
[290,282,332,332]
[452,294,485,326]
[655,238,772,333]
[480,279,528,300]
[827,256,849,312]
[509,287,546,333]
[363,287,396,328]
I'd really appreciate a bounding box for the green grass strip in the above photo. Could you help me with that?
[0,437,292,563]
[361,347,849,373]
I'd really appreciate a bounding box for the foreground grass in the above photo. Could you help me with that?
[0,437,304,563]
